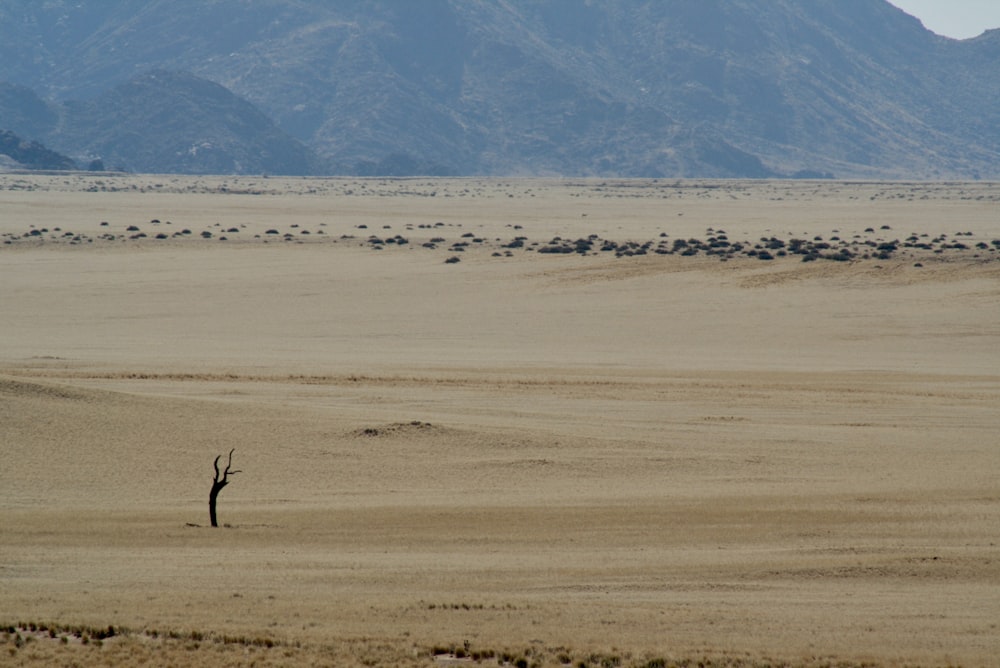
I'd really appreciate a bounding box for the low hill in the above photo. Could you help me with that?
[0,129,76,171]
[47,70,323,175]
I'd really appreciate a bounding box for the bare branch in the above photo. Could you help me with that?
[213,454,222,483]
[221,448,241,482]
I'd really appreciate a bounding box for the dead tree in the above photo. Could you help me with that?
[209,449,241,527]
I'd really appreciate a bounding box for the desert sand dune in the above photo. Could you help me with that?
[1,175,998,666]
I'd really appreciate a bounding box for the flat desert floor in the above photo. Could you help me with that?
[1,174,998,667]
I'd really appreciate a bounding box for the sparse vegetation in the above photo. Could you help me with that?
[2,176,996,272]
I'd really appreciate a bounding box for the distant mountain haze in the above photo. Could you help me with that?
[0,0,997,178]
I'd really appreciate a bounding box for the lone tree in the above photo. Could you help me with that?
[209,449,241,527]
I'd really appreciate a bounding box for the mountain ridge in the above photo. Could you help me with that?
[1,0,998,178]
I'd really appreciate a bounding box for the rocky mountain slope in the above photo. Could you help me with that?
[0,128,76,171]
[1,0,998,177]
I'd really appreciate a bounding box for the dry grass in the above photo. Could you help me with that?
[1,175,998,667]
[0,621,900,667]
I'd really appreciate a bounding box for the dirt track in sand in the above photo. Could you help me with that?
[1,175,999,666]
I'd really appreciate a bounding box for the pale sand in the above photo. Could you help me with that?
[1,175,999,666]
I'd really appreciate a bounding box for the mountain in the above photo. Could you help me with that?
[1,0,998,178]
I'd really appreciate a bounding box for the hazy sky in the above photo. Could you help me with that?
[890,0,1000,39]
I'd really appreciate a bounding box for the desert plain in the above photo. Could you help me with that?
[1,174,998,667]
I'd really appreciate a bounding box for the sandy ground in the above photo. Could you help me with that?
[1,174,999,666]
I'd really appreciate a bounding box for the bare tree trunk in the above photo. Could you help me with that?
[209,449,241,527]
[208,482,224,527]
